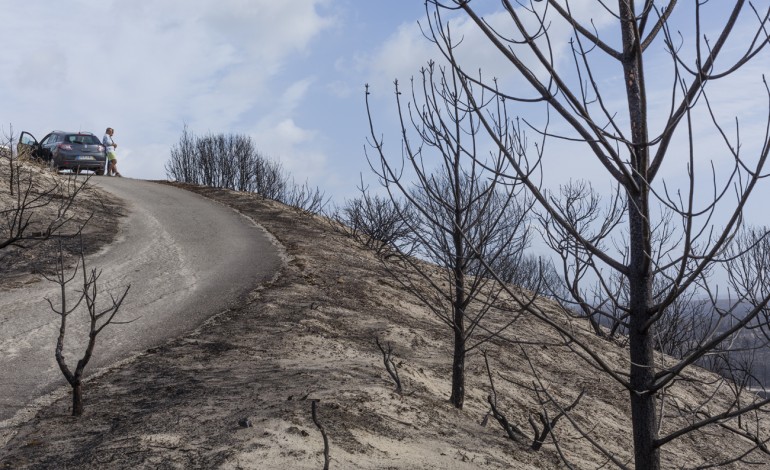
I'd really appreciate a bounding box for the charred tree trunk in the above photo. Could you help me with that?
[72,381,83,416]
[449,234,467,408]
[450,306,466,408]
[449,139,467,409]
[628,190,658,469]
[620,1,659,467]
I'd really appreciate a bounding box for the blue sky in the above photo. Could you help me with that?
[1,0,768,224]
[0,0,433,202]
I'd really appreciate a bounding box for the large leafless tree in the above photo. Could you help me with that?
[366,61,532,408]
[425,1,770,468]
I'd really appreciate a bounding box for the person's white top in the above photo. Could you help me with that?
[103,134,116,154]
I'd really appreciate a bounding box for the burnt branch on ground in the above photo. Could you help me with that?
[311,400,331,470]
[375,336,403,394]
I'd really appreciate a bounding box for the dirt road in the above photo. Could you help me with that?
[0,178,282,423]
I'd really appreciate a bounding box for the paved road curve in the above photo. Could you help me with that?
[0,178,282,423]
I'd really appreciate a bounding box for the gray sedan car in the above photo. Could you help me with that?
[18,130,107,174]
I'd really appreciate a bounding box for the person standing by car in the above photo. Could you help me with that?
[102,127,121,177]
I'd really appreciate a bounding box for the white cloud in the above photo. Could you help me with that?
[0,0,336,180]
[1,0,765,214]
[364,21,435,91]
[244,75,332,186]
[356,1,618,193]
[274,119,315,147]
[363,1,615,94]
[356,1,770,219]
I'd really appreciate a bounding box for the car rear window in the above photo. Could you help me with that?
[66,134,100,145]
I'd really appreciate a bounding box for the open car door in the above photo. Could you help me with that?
[17,131,43,160]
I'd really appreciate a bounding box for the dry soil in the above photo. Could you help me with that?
[1,164,769,469]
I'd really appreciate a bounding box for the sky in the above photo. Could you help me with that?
[0,0,431,201]
[1,0,769,228]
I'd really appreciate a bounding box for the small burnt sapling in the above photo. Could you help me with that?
[45,237,130,416]
[311,399,331,470]
[375,336,403,394]
[482,350,584,452]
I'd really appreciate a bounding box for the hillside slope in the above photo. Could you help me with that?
[2,181,769,469]
[0,159,122,288]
